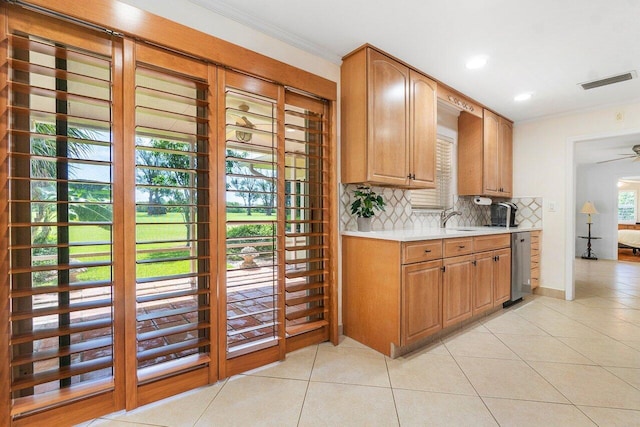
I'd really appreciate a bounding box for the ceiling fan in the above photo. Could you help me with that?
[597,144,640,164]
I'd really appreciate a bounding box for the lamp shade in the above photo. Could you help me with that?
[580,201,598,215]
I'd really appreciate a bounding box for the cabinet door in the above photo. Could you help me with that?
[499,117,513,196]
[473,252,494,315]
[493,248,512,304]
[367,49,410,186]
[402,260,443,345]
[442,255,473,328]
[482,109,500,195]
[409,70,437,188]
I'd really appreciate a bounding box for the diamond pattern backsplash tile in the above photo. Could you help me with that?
[512,197,543,228]
[340,184,414,231]
[340,185,543,232]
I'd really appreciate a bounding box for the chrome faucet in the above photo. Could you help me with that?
[440,207,462,228]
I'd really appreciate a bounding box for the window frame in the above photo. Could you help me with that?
[410,136,455,211]
[618,189,637,224]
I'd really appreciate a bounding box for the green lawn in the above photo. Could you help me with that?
[62,211,275,283]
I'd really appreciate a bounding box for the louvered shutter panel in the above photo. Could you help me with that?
[284,92,330,338]
[8,33,115,401]
[134,65,211,378]
[224,84,281,358]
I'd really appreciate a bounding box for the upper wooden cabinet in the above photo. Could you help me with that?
[458,109,513,197]
[341,46,437,188]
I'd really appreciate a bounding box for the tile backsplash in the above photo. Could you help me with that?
[340,184,542,231]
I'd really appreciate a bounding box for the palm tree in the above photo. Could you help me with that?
[30,122,101,245]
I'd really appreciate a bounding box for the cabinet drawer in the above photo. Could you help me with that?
[403,240,443,264]
[473,234,510,252]
[443,237,474,257]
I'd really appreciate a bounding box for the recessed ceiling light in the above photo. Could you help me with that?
[465,55,488,70]
[514,92,533,102]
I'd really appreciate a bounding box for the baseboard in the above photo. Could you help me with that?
[533,286,565,299]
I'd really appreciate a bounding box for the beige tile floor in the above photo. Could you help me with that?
[79,259,640,426]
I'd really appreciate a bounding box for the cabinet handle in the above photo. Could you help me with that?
[441,266,446,272]
[472,260,477,266]
[458,245,465,249]
[424,249,431,253]
[407,174,412,179]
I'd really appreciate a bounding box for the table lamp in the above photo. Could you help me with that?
[580,201,598,259]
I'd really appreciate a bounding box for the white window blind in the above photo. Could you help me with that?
[411,138,453,209]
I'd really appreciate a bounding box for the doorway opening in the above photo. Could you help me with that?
[617,178,640,263]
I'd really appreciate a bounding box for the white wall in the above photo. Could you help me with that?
[575,164,640,260]
[514,101,640,293]
[118,0,340,82]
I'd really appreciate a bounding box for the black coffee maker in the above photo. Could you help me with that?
[490,202,518,227]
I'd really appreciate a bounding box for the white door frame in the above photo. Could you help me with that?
[565,127,640,300]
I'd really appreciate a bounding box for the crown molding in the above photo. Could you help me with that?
[189,0,341,64]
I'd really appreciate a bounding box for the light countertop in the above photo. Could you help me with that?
[342,226,541,242]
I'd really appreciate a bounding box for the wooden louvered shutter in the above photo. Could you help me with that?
[6,20,117,416]
[284,91,330,346]
[223,72,283,364]
[133,47,213,386]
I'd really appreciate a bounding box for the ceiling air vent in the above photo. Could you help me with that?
[580,71,637,90]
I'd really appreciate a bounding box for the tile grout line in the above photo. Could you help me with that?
[296,344,320,426]
[478,310,593,418]
[601,365,640,392]
[521,296,640,348]
[384,355,402,427]
[189,377,229,427]
[533,293,640,364]
[493,309,590,411]
[441,337,502,426]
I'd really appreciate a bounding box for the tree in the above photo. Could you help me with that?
[230,175,261,216]
[255,174,275,216]
[225,149,275,216]
[136,138,196,240]
[30,122,102,244]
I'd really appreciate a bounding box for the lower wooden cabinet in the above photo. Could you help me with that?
[473,252,495,315]
[472,235,512,315]
[442,255,474,328]
[402,260,443,345]
[493,247,512,304]
[343,232,513,357]
[457,247,512,319]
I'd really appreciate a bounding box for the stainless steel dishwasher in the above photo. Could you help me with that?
[505,231,531,307]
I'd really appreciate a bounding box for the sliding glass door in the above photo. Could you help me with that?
[1,5,334,424]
